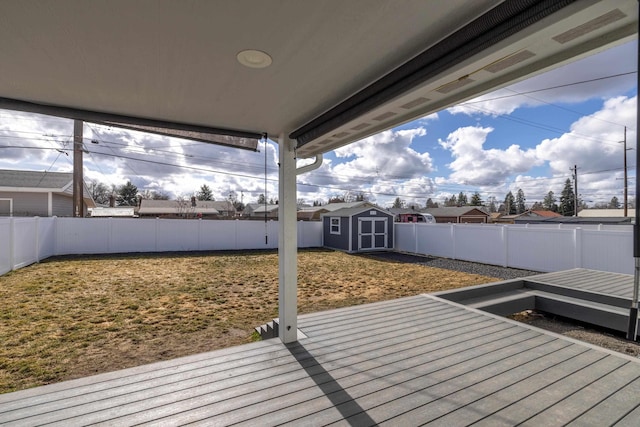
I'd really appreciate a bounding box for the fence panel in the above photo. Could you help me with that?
[394,224,417,253]
[582,229,634,274]
[155,219,200,251]
[0,218,12,275]
[56,217,111,254]
[415,224,455,259]
[37,217,56,260]
[452,224,506,266]
[12,218,39,269]
[505,227,577,272]
[299,221,322,248]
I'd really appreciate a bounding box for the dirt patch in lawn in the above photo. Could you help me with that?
[0,249,498,394]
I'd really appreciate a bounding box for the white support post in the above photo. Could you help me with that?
[278,134,298,343]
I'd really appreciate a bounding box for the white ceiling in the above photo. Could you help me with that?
[0,0,637,157]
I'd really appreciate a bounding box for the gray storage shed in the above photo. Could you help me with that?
[322,206,394,253]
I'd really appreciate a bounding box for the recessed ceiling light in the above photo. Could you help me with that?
[237,49,272,69]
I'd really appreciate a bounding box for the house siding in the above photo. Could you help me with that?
[0,191,48,216]
[52,193,75,216]
[322,216,350,251]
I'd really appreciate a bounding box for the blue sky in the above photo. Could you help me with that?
[0,40,637,208]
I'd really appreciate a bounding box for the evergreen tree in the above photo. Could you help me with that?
[470,192,482,206]
[116,181,138,206]
[530,201,544,211]
[425,198,438,208]
[559,178,576,216]
[515,188,526,214]
[257,194,266,204]
[196,184,214,201]
[542,191,558,212]
[609,196,621,209]
[503,191,516,215]
[392,197,404,209]
[445,194,457,207]
[457,192,468,206]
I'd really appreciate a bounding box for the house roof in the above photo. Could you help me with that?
[322,206,392,218]
[252,204,279,214]
[530,210,564,218]
[578,209,636,218]
[322,202,374,212]
[424,207,489,217]
[0,169,74,190]
[0,168,95,206]
[1,1,634,158]
[138,199,220,215]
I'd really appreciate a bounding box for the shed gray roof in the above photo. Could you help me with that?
[322,206,392,217]
[322,201,373,212]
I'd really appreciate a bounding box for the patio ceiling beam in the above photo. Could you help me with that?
[290,0,576,147]
[0,97,262,151]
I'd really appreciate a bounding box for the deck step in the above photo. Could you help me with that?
[255,319,279,340]
[529,290,636,335]
[463,290,535,316]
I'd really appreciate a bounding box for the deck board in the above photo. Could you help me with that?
[2,292,640,426]
[528,269,634,299]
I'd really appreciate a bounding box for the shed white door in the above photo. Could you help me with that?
[358,218,387,250]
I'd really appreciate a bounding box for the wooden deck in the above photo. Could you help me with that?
[2,292,640,426]
[528,269,635,300]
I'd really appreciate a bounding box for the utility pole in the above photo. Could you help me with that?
[622,126,629,217]
[572,164,578,217]
[73,119,84,217]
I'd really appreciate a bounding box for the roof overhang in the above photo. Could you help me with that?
[0,0,636,156]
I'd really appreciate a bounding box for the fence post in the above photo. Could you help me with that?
[451,223,456,260]
[35,217,40,262]
[9,217,15,271]
[574,227,583,269]
[413,222,418,254]
[502,225,509,267]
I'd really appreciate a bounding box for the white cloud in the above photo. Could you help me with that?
[333,127,433,179]
[438,126,541,186]
[536,96,635,176]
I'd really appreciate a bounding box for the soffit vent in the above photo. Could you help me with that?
[400,97,431,109]
[436,76,475,94]
[372,111,397,121]
[351,122,371,131]
[553,9,626,44]
[332,132,350,138]
[484,50,536,73]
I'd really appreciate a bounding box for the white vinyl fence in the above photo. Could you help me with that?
[0,217,322,276]
[1,217,634,277]
[395,223,634,274]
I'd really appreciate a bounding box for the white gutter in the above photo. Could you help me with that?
[296,153,323,175]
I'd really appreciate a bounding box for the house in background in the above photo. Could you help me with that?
[0,169,95,217]
[424,207,490,223]
[88,207,137,218]
[249,204,279,219]
[137,199,220,219]
[493,209,563,224]
[297,206,329,221]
